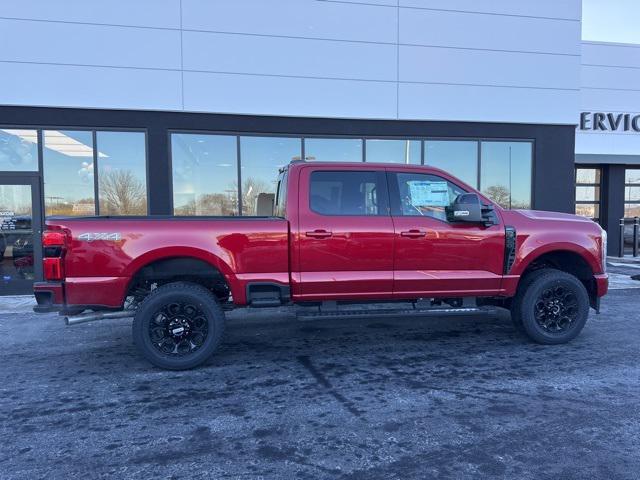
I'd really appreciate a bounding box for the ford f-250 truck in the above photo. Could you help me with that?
[33,161,608,370]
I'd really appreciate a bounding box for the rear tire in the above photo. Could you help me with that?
[511,269,590,344]
[132,281,225,370]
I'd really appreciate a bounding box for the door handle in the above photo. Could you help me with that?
[400,229,427,238]
[306,229,333,239]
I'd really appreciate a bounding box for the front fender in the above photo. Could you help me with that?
[512,239,601,278]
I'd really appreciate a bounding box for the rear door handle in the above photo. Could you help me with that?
[306,229,333,239]
[400,229,427,238]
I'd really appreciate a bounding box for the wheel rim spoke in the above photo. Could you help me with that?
[533,283,580,334]
[148,301,209,357]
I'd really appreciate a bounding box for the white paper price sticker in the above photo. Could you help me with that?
[408,181,449,207]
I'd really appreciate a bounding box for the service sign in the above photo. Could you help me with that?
[579,112,640,133]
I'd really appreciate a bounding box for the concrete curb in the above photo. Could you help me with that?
[0,295,36,314]
[608,256,640,264]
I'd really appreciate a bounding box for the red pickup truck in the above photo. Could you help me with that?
[34,161,608,369]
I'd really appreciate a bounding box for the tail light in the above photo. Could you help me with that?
[43,257,64,280]
[43,230,66,248]
[42,230,67,281]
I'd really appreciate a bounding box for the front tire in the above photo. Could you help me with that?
[511,269,590,344]
[132,282,225,370]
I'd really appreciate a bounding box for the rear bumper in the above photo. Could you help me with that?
[33,277,128,314]
[33,282,65,313]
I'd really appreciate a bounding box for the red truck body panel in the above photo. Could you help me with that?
[34,162,608,312]
[41,218,289,307]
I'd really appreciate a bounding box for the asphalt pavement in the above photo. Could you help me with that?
[0,272,639,479]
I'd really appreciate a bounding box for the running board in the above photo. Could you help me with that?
[296,305,499,322]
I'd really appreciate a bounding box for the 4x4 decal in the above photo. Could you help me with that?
[77,232,122,242]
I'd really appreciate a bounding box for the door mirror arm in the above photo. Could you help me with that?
[480,203,498,227]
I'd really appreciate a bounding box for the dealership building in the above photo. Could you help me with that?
[0,0,639,294]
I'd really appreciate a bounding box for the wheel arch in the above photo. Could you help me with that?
[123,247,240,305]
[514,247,599,307]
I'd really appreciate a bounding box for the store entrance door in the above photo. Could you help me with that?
[0,176,42,295]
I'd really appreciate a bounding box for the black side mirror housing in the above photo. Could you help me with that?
[446,193,497,226]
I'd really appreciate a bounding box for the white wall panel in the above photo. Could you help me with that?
[581,89,640,113]
[0,62,182,110]
[182,0,397,43]
[183,72,396,118]
[340,0,397,5]
[0,0,584,125]
[400,8,580,55]
[399,83,578,124]
[582,42,640,68]
[399,0,580,20]
[575,131,640,156]
[578,42,640,155]
[0,0,181,29]
[183,31,397,81]
[400,45,579,89]
[611,134,640,156]
[0,19,181,69]
[582,65,640,91]
[575,132,616,155]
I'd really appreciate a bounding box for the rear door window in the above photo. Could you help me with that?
[309,170,387,216]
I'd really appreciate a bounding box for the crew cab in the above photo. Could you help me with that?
[34,161,608,369]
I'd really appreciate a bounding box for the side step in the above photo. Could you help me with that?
[296,305,500,322]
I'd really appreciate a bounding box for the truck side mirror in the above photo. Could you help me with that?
[447,193,483,223]
[447,193,497,226]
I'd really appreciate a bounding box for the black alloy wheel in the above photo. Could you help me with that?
[511,269,590,344]
[133,282,225,370]
[533,285,579,333]
[149,302,209,356]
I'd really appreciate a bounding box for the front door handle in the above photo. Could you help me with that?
[400,229,427,238]
[306,229,333,239]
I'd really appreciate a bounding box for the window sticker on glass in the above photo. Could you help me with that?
[409,181,449,207]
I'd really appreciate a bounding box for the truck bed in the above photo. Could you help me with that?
[42,216,290,308]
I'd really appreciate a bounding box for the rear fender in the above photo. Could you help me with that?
[124,247,241,301]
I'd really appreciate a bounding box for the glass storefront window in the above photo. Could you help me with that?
[624,186,640,202]
[365,139,420,164]
[171,133,238,216]
[576,203,600,219]
[0,129,39,172]
[304,138,362,162]
[240,136,301,216]
[575,167,601,222]
[425,140,478,188]
[480,141,532,209]
[576,186,600,202]
[577,168,600,185]
[96,131,147,215]
[625,168,640,218]
[43,130,96,216]
[626,169,640,184]
[625,204,640,217]
[0,184,35,294]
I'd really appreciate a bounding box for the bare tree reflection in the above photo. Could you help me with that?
[99,170,147,215]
